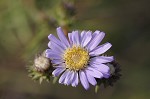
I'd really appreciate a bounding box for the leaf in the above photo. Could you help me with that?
[95,85,100,93]
[39,77,43,84]
[53,77,58,84]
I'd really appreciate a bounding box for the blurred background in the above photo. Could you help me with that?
[0,0,150,99]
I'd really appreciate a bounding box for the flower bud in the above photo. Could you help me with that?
[34,51,50,72]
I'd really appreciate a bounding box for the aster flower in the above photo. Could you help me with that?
[46,27,114,90]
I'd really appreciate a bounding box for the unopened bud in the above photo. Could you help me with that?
[34,51,50,72]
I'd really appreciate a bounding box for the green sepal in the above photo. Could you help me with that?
[27,64,52,84]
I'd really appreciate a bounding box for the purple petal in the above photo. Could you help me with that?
[56,27,70,47]
[90,56,114,64]
[87,31,105,51]
[91,30,101,38]
[46,51,61,59]
[85,67,103,78]
[91,64,110,74]
[103,73,110,78]
[59,70,69,84]
[71,72,79,87]
[46,49,61,58]
[52,68,65,76]
[64,71,74,85]
[48,41,64,54]
[79,70,89,90]
[67,71,75,85]
[45,49,51,53]
[48,34,66,49]
[89,42,112,56]
[53,63,66,68]
[80,31,86,39]
[86,73,97,86]
[68,33,73,46]
[46,49,61,56]
[71,31,80,45]
[51,59,64,64]
[81,31,92,47]
[48,34,58,41]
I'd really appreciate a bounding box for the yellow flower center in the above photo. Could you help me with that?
[63,46,89,71]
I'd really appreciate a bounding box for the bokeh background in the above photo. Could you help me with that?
[0,0,150,99]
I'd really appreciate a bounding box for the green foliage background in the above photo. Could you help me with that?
[0,0,150,99]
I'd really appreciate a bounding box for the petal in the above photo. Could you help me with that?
[67,71,75,85]
[46,52,61,59]
[52,68,65,76]
[53,63,66,68]
[87,31,105,51]
[46,49,62,59]
[59,70,69,84]
[48,34,66,49]
[48,34,58,41]
[85,67,103,78]
[71,31,80,45]
[51,59,64,64]
[46,49,61,56]
[81,31,92,47]
[71,72,79,87]
[79,70,89,90]
[56,27,70,47]
[48,41,64,54]
[89,42,112,56]
[68,33,73,46]
[103,73,110,78]
[86,73,97,86]
[90,56,114,64]
[64,71,74,85]
[75,73,79,85]
[45,49,51,53]
[91,64,110,74]
[92,30,100,38]
[80,31,86,39]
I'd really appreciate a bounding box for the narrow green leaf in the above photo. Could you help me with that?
[39,77,43,84]
[53,77,58,84]
[95,85,100,93]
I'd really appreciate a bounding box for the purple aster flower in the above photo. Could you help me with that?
[46,27,114,90]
